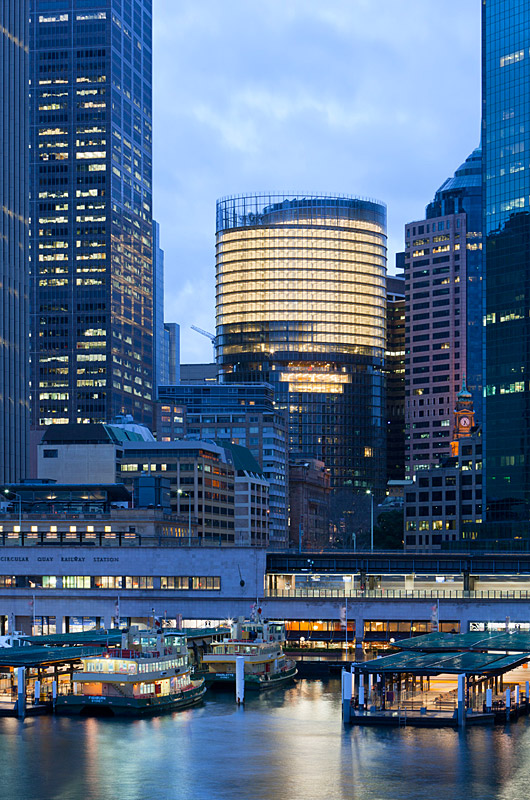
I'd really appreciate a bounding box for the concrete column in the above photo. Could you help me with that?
[354,618,364,650]
[404,574,414,591]
[486,687,492,712]
[16,667,25,719]
[458,674,466,727]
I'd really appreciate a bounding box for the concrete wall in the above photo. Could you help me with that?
[38,443,117,484]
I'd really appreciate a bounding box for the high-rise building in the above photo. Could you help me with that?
[386,273,405,481]
[162,322,180,385]
[215,193,387,497]
[404,381,483,552]
[0,0,30,484]
[483,1,530,518]
[29,1,154,428]
[404,148,482,477]
[156,382,288,546]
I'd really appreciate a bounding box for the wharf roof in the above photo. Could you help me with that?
[0,646,106,669]
[356,649,530,676]
[23,631,123,648]
[397,631,530,653]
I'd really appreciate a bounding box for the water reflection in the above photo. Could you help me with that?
[0,679,529,800]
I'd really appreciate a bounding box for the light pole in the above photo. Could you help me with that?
[177,489,192,546]
[4,489,22,535]
[366,489,374,552]
[343,576,352,654]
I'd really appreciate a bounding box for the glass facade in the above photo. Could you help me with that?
[216,193,387,495]
[0,0,30,482]
[156,382,288,546]
[29,0,154,428]
[483,0,530,515]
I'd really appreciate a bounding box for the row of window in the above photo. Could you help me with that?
[0,575,221,591]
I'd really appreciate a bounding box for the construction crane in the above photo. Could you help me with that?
[191,325,216,360]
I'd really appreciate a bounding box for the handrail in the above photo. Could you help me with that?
[265,588,530,600]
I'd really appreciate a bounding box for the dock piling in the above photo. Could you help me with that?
[235,656,245,705]
[16,667,26,719]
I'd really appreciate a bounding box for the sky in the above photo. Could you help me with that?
[152,0,482,365]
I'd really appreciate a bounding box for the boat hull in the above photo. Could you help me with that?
[206,666,297,692]
[55,682,206,717]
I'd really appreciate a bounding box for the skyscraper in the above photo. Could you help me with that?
[386,273,405,481]
[0,0,30,483]
[404,148,482,477]
[216,193,387,496]
[483,0,530,520]
[29,1,154,428]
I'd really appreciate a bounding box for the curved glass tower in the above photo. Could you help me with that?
[216,193,387,494]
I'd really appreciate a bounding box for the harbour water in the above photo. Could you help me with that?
[0,678,529,800]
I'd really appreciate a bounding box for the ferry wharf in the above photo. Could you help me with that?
[342,631,530,728]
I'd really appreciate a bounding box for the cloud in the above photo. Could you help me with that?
[153,0,481,363]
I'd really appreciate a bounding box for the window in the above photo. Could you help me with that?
[43,449,58,458]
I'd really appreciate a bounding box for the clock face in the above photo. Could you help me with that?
[460,416,471,428]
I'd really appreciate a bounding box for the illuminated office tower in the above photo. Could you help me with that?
[0,0,30,482]
[29,0,154,427]
[216,194,387,495]
[483,0,530,526]
[404,147,482,477]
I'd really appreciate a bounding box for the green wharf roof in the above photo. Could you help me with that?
[0,646,106,669]
[397,631,530,653]
[357,650,530,676]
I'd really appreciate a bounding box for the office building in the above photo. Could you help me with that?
[29,1,154,428]
[215,193,387,497]
[288,457,331,549]
[0,0,30,483]
[156,382,288,545]
[404,382,483,552]
[386,273,405,481]
[179,363,218,384]
[483,1,530,519]
[162,323,180,385]
[404,147,482,477]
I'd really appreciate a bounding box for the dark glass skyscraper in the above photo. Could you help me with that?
[29,0,154,428]
[216,193,387,496]
[0,0,30,483]
[483,0,530,517]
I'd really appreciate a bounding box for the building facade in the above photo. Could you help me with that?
[29,0,154,428]
[215,193,387,497]
[0,0,30,483]
[156,382,288,546]
[483,0,530,519]
[404,148,482,477]
[404,383,483,552]
[386,273,405,481]
[288,457,331,549]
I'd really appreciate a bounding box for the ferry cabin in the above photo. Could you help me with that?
[73,632,191,701]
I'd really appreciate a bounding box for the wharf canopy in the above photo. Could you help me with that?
[356,649,530,677]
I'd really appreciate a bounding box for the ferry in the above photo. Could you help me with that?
[56,627,206,716]
[202,615,297,691]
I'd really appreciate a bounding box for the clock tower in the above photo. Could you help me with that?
[451,377,475,455]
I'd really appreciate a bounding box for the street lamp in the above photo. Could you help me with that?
[177,489,192,546]
[4,489,22,534]
[343,575,352,653]
[366,489,374,552]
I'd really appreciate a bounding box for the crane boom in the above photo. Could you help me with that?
[191,325,216,343]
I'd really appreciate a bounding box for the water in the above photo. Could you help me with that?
[1,679,530,800]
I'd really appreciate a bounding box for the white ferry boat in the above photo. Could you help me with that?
[56,627,206,716]
[202,616,297,691]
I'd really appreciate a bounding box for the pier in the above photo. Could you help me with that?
[342,631,530,727]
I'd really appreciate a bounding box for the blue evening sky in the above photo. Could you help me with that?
[153,0,481,364]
